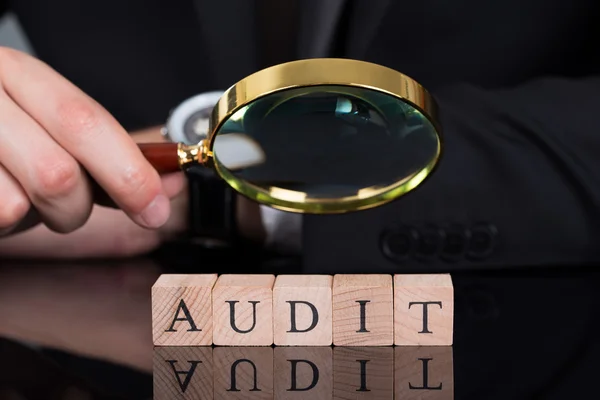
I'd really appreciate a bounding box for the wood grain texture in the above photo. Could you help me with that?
[138,142,180,173]
[274,347,333,399]
[273,275,333,346]
[333,347,394,399]
[153,346,213,399]
[332,275,394,346]
[213,347,274,400]
[395,346,454,399]
[394,274,454,346]
[212,274,275,346]
[152,274,218,346]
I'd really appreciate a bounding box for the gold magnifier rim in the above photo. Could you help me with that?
[203,58,442,214]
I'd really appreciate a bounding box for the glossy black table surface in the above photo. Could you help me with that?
[0,244,598,399]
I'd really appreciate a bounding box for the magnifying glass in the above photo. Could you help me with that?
[138,58,442,214]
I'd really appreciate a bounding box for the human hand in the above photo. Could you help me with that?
[0,47,171,237]
[0,177,268,259]
[0,126,265,259]
[0,171,186,259]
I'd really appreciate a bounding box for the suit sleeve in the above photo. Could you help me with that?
[302,75,600,273]
[0,0,7,16]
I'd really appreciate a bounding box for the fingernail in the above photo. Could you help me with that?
[138,194,170,228]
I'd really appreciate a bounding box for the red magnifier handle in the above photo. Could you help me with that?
[137,142,181,173]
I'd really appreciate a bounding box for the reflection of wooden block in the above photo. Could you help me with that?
[213,347,274,400]
[153,346,213,399]
[394,274,454,346]
[332,275,394,346]
[333,347,394,399]
[152,274,218,346]
[274,347,333,399]
[273,275,333,346]
[395,347,454,399]
[212,274,275,346]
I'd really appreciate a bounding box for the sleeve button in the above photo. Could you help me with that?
[467,223,497,260]
[380,225,419,262]
[416,225,445,260]
[441,224,470,262]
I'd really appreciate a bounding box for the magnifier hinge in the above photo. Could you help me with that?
[177,141,210,168]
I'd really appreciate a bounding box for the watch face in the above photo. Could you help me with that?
[165,90,224,144]
[182,108,212,143]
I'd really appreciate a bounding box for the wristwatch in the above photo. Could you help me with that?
[161,90,224,144]
[163,90,239,247]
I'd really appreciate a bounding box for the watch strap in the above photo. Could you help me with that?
[186,165,239,245]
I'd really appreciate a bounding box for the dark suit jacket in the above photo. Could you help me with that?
[2,0,600,273]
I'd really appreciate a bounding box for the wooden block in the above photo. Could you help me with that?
[273,275,333,346]
[153,346,213,399]
[213,347,273,400]
[333,347,394,399]
[395,346,454,399]
[394,274,454,345]
[152,274,218,346]
[212,274,275,346]
[274,347,333,399]
[332,274,394,346]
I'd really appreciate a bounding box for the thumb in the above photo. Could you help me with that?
[160,171,186,199]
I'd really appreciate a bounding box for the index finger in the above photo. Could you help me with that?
[0,48,170,228]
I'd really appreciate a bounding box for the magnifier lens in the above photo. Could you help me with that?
[211,85,440,213]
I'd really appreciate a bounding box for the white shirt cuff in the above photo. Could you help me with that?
[259,205,303,253]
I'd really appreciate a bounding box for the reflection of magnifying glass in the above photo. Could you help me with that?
[139,58,442,214]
